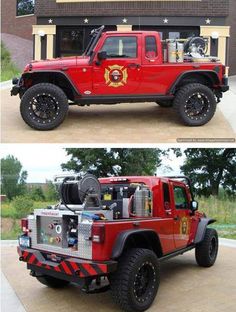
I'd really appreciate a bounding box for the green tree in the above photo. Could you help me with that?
[1,155,28,200]
[179,148,236,196]
[29,186,45,201]
[61,148,164,177]
[44,180,59,201]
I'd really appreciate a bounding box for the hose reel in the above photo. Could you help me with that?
[55,174,101,205]
[184,37,208,56]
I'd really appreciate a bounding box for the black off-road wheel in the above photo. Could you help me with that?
[156,100,173,108]
[20,83,69,130]
[36,275,70,288]
[109,248,160,312]
[195,228,218,267]
[173,83,217,126]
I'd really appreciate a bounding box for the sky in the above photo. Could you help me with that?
[0,145,183,183]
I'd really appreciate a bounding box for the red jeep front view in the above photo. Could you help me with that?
[11,26,229,130]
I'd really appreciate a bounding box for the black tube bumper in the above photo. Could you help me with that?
[11,77,21,96]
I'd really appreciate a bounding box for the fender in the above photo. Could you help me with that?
[22,70,80,97]
[194,218,216,244]
[169,70,221,94]
[111,229,163,259]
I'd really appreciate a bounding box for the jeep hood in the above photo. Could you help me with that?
[24,55,90,72]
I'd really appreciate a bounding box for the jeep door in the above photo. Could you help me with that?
[171,182,192,249]
[92,34,142,94]
[139,33,164,94]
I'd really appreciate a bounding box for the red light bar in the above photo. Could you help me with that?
[110,178,129,182]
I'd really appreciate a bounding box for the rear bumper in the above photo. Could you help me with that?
[17,246,117,279]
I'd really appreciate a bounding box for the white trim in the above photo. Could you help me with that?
[16,14,35,19]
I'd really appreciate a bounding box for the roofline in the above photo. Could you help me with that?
[104,31,160,35]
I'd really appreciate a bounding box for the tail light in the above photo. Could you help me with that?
[92,224,105,243]
[21,218,28,234]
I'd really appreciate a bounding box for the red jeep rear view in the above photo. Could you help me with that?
[17,174,218,312]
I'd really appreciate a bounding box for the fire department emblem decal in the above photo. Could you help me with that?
[180,217,189,235]
[104,65,128,88]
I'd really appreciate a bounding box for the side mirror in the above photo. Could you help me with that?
[190,200,198,212]
[97,51,107,61]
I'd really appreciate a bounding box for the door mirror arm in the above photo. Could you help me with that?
[97,51,107,61]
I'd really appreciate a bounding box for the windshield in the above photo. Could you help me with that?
[84,25,105,56]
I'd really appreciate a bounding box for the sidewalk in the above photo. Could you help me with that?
[218,76,236,133]
[1,272,26,312]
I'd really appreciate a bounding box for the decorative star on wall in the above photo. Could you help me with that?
[84,18,89,24]
[205,18,211,25]
[48,19,53,24]
[163,18,169,24]
[122,18,128,24]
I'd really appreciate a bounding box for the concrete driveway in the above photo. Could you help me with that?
[1,243,236,312]
[1,86,235,143]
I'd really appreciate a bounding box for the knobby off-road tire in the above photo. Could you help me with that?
[195,228,218,267]
[173,83,217,126]
[109,248,160,312]
[20,83,69,130]
[156,100,173,108]
[36,275,70,288]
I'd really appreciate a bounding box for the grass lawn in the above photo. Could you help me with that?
[1,41,20,82]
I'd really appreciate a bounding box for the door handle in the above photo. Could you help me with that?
[127,63,140,69]
[173,216,180,221]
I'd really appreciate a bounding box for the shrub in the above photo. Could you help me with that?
[1,41,20,81]
[12,195,34,218]
[29,187,45,201]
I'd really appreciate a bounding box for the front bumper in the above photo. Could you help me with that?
[11,85,21,96]
[17,246,117,279]
[11,77,21,96]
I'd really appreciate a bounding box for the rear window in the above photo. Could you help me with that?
[145,36,157,58]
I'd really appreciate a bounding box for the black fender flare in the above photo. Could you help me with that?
[22,70,80,96]
[169,70,221,94]
[111,229,163,259]
[194,218,216,244]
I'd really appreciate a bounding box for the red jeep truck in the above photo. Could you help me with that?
[17,174,218,312]
[11,26,229,130]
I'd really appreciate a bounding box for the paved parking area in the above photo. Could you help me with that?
[1,87,235,143]
[1,244,236,312]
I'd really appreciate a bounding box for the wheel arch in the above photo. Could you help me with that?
[194,218,216,244]
[111,229,163,259]
[22,71,80,101]
[170,70,220,94]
